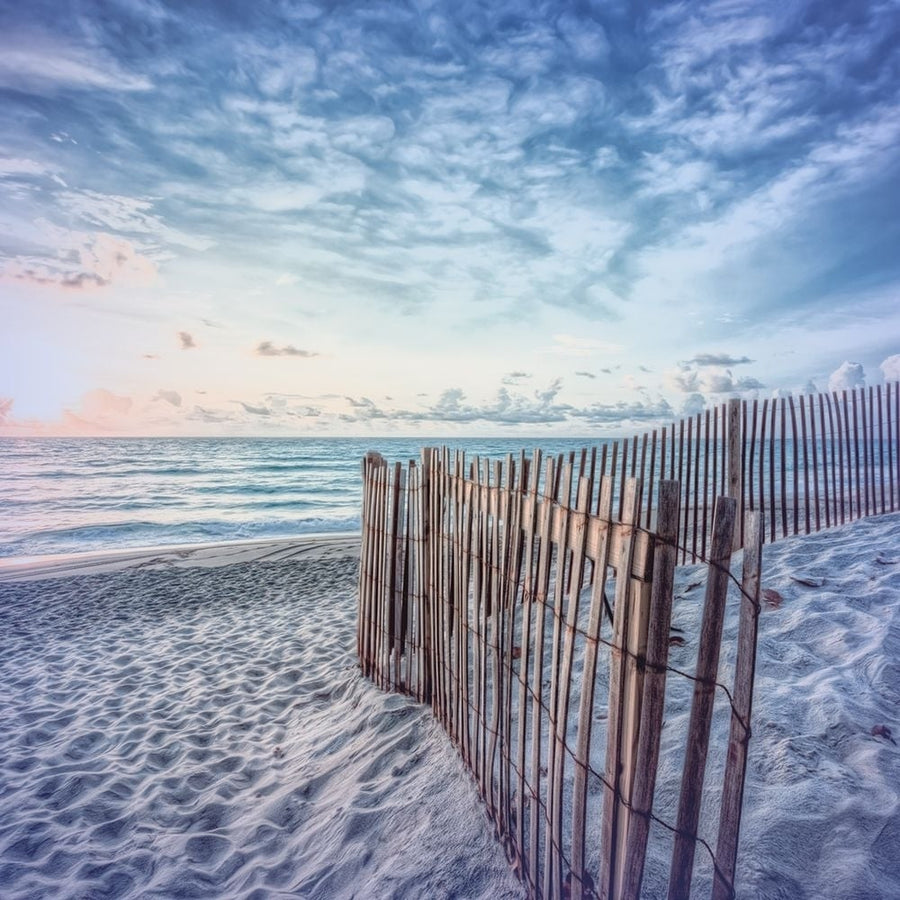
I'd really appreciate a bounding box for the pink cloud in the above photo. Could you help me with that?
[4,231,157,291]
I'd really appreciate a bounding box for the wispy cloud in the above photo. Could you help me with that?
[255,341,318,358]
[0,34,152,93]
[2,1,898,434]
[178,331,196,350]
[3,229,157,290]
[689,354,754,367]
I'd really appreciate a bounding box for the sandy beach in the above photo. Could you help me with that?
[0,537,524,899]
[1,515,899,899]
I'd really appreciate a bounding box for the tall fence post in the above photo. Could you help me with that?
[712,509,763,899]
[668,496,737,900]
[727,398,743,549]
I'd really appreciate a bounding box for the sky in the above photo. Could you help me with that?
[1,0,899,437]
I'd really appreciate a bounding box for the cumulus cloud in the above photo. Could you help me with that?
[338,377,676,430]
[665,363,764,394]
[255,341,318,358]
[178,332,196,350]
[827,361,866,393]
[880,354,900,382]
[682,393,706,416]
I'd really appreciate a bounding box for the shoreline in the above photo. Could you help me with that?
[0,532,361,583]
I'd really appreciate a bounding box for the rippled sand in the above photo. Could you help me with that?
[0,539,524,899]
[1,516,899,899]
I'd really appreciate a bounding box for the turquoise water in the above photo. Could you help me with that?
[0,437,610,558]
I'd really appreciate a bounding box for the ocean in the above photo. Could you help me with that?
[0,437,610,559]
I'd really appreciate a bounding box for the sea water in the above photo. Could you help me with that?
[0,437,610,558]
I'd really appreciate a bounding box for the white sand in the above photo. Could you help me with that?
[0,537,524,899]
[1,516,898,899]
[639,512,900,899]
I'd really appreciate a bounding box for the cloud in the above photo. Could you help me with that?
[689,354,754,367]
[255,341,318,358]
[2,1,899,437]
[0,35,152,93]
[501,371,531,385]
[0,157,59,178]
[827,361,866,393]
[154,390,182,407]
[178,332,196,350]
[338,377,677,430]
[575,371,596,379]
[681,393,706,417]
[0,397,12,424]
[880,354,900,383]
[237,401,271,416]
[570,397,674,426]
[665,363,764,394]
[4,231,158,290]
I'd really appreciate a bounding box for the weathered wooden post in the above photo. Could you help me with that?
[712,509,763,900]
[727,398,743,549]
[667,496,737,900]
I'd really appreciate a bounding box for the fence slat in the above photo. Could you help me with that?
[620,480,681,900]
[888,383,896,512]
[548,476,590,898]
[727,399,742,550]
[799,397,811,534]
[768,401,776,541]
[862,387,871,518]
[692,413,702,561]
[543,460,573,897]
[877,384,885,514]
[757,398,768,543]
[788,396,799,536]
[571,477,613,900]
[811,395,822,531]
[712,510,763,900]
[515,450,542,882]
[668,496,736,900]
[529,457,557,890]
[834,393,846,525]
[599,478,641,900]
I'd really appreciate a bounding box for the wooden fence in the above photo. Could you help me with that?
[435,382,896,564]
[358,448,764,899]
[356,381,899,898]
